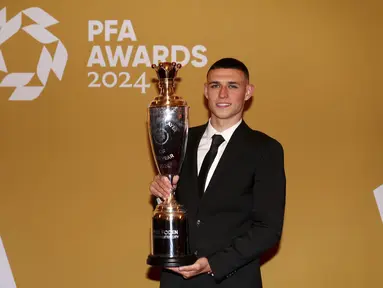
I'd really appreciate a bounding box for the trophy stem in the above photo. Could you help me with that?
[165,174,176,203]
[164,193,175,205]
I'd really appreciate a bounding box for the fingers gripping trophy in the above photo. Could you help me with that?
[147,62,196,267]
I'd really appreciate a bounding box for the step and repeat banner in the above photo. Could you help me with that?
[1,1,382,287]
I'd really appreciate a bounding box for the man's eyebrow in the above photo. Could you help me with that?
[208,81,242,85]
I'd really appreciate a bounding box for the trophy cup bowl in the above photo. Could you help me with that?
[147,62,197,267]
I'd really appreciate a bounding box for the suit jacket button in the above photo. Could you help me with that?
[196,220,201,226]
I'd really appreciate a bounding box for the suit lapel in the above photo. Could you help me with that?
[202,121,250,198]
[185,123,207,203]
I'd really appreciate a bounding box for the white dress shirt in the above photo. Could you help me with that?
[197,118,242,192]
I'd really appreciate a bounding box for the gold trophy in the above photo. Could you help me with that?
[147,62,196,267]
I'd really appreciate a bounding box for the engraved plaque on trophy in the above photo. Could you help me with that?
[147,62,197,267]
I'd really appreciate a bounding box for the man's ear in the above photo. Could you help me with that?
[204,83,208,99]
[245,84,255,101]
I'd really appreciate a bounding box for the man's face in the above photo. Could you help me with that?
[204,68,254,125]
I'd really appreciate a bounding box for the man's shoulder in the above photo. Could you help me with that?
[250,129,280,143]
[244,125,284,154]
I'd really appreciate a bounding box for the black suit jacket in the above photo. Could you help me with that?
[160,121,286,288]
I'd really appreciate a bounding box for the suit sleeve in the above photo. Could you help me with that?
[207,139,286,282]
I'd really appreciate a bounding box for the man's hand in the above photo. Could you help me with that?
[149,175,179,200]
[168,257,212,279]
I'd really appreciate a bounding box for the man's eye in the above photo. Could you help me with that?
[228,85,238,89]
[210,84,220,88]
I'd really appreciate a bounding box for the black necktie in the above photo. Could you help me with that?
[198,134,225,198]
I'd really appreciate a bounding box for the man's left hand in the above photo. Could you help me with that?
[168,257,212,279]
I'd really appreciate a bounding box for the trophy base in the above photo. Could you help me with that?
[147,254,197,267]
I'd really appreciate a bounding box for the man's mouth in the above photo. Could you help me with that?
[216,103,231,108]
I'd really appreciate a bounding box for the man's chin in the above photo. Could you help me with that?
[211,113,232,121]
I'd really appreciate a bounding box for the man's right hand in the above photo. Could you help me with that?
[149,175,179,200]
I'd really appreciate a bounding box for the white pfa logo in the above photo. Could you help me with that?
[0,7,68,101]
[0,237,16,288]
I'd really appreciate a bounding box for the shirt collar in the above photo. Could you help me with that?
[205,118,243,142]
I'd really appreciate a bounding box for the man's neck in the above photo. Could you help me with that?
[210,117,242,132]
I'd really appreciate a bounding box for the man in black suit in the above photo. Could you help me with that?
[150,58,286,288]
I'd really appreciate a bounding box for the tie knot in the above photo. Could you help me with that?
[211,134,225,147]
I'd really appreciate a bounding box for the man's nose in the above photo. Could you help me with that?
[219,86,228,98]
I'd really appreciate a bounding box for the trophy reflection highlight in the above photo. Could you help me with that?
[147,62,196,267]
